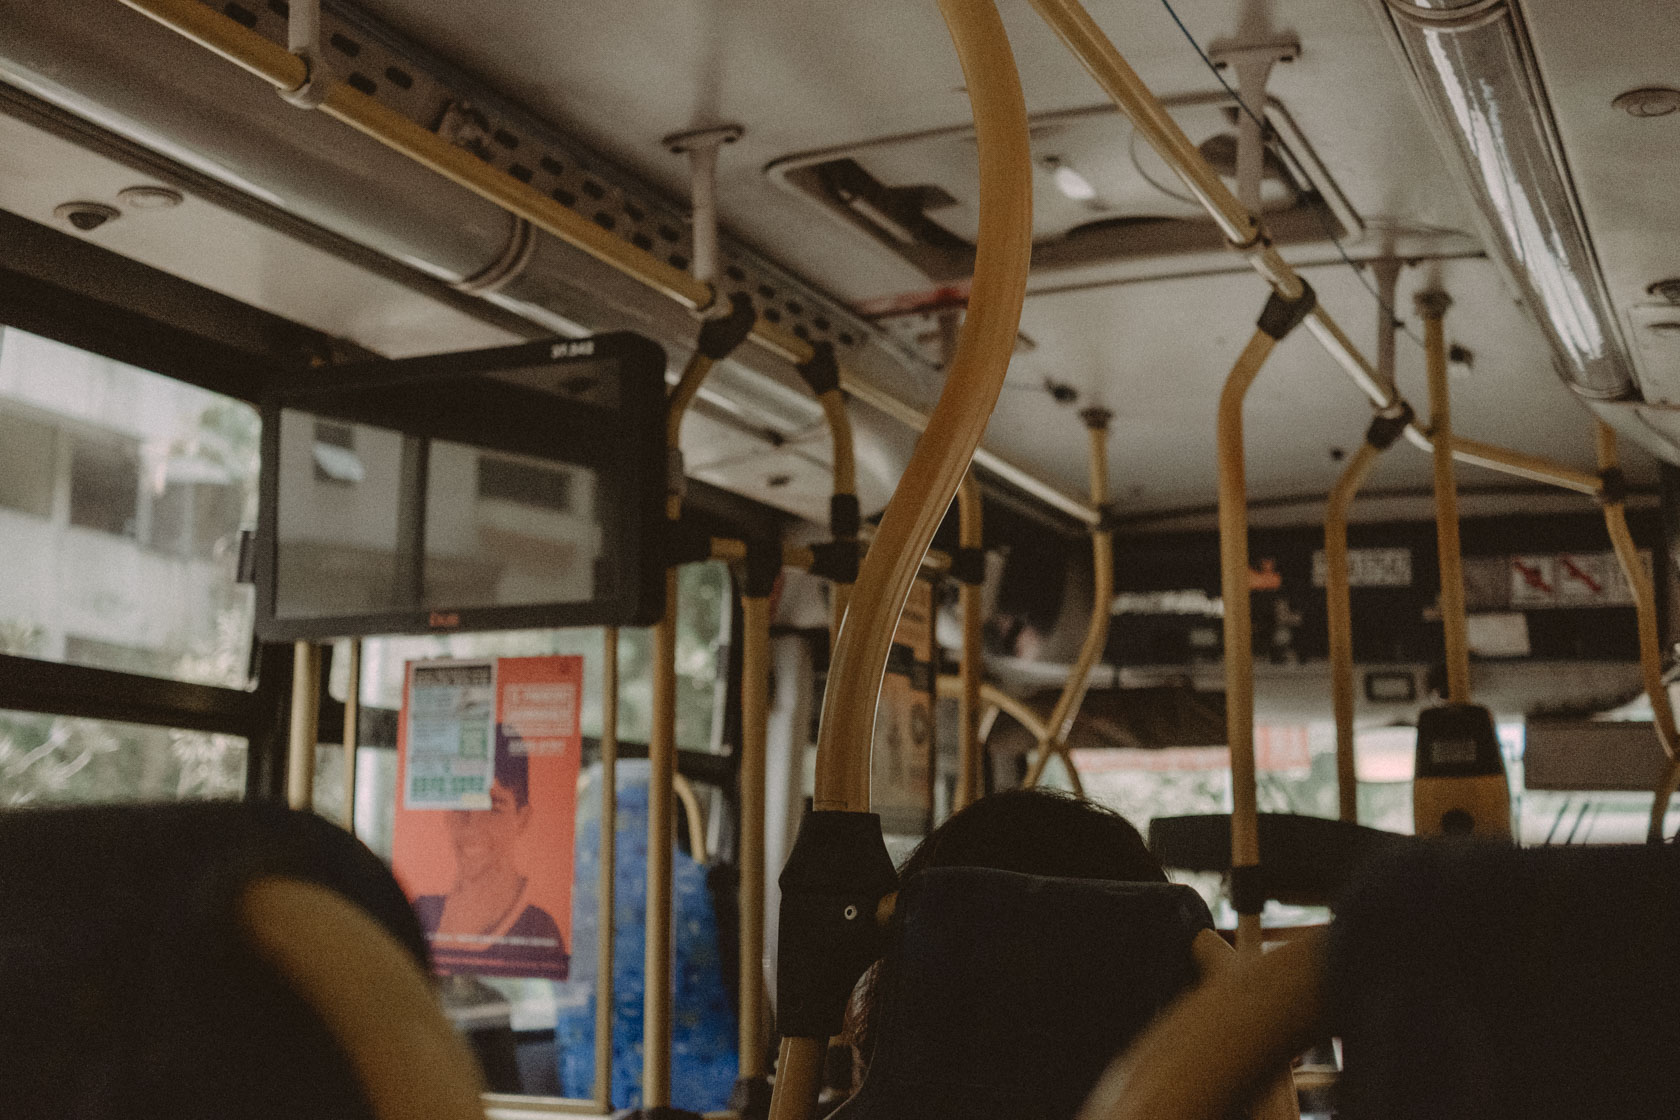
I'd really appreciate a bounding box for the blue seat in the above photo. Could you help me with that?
[1329,841,1680,1120]
[833,865,1212,1120]
[554,761,738,1111]
[0,801,430,1120]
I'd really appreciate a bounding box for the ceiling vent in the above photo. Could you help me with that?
[767,93,1365,295]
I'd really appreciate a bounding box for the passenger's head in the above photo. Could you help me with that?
[896,788,1167,885]
[447,738,531,883]
[848,790,1166,1077]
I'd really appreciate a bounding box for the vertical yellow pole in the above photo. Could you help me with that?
[1023,409,1112,793]
[288,640,320,812]
[1595,423,1680,843]
[594,627,618,1111]
[340,638,361,829]
[1420,291,1470,706]
[1325,443,1380,823]
[644,569,678,1108]
[738,596,771,1080]
[955,471,985,810]
[770,0,1032,1114]
[1218,330,1278,954]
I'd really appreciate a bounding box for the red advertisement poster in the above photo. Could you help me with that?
[392,655,583,980]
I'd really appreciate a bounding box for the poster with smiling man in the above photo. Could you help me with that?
[392,655,583,980]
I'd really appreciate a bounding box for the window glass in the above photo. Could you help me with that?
[0,326,259,688]
[1077,719,1532,919]
[0,708,245,805]
[327,561,733,1102]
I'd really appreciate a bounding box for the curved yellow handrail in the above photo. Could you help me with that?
[936,673,1051,745]
[1078,930,1328,1120]
[1024,411,1113,795]
[811,0,1033,814]
[1595,422,1680,843]
[240,877,487,1120]
[1325,441,1382,824]
[955,471,987,810]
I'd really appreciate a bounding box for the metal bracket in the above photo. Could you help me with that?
[1207,38,1300,215]
[663,124,745,312]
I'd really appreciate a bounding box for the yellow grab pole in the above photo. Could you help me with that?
[1218,330,1279,955]
[1438,436,1601,496]
[287,640,320,812]
[644,568,678,1108]
[770,3,1032,1119]
[738,594,772,1080]
[240,878,488,1120]
[809,0,1032,815]
[1325,442,1381,823]
[1023,409,1113,794]
[1185,931,1301,1120]
[594,628,618,1112]
[1595,423,1680,843]
[955,471,986,810]
[1079,930,1329,1120]
[340,638,361,829]
[936,675,1050,745]
[1419,292,1470,706]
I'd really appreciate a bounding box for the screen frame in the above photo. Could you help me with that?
[254,332,667,640]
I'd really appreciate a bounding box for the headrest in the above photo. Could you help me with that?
[836,866,1212,1120]
[1150,812,1414,906]
[1329,841,1680,1120]
[0,801,428,1120]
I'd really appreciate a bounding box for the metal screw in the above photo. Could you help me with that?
[843,905,859,921]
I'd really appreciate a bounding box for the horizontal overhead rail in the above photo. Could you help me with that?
[117,0,1098,527]
[1027,0,1602,502]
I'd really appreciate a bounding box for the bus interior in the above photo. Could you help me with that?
[3,0,1680,1117]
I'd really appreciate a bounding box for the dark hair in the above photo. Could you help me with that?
[493,735,530,808]
[847,790,1166,1080]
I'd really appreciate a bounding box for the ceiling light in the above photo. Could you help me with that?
[1613,87,1680,119]
[1382,0,1636,400]
[117,185,184,210]
[1044,158,1097,202]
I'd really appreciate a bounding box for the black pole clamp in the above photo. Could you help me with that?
[1597,466,1629,508]
[796,340,841,397]
[1255,279,1318,342]
[1229,863,1268,917]
[951,546,987,587]
[664,518,715,569]
[775,810,898,1038]
[809,538,860,585]
[742,536,781,600]
[696,292,757,361]
[1365,402,1415,451]
[830,493,861,541]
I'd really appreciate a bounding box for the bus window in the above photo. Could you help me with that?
[0,708,246,805]
[0,326,258,690]
[312,560,733,1102]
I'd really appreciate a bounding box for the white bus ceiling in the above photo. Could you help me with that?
[2,0,1678,522]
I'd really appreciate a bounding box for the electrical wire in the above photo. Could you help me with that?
[1155,0,1426,348]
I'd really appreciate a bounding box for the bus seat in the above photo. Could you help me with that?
[833,865,1212,1120]
[0,801,476,1120]
[1150,813,1414,906]
[1329,841,1680,1119]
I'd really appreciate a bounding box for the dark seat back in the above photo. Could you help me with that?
[0,801,429,1120]
[835,865,1212,1120]
[1329,842,1680,1120]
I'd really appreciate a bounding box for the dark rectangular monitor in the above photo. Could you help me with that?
[255,332,667,640]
